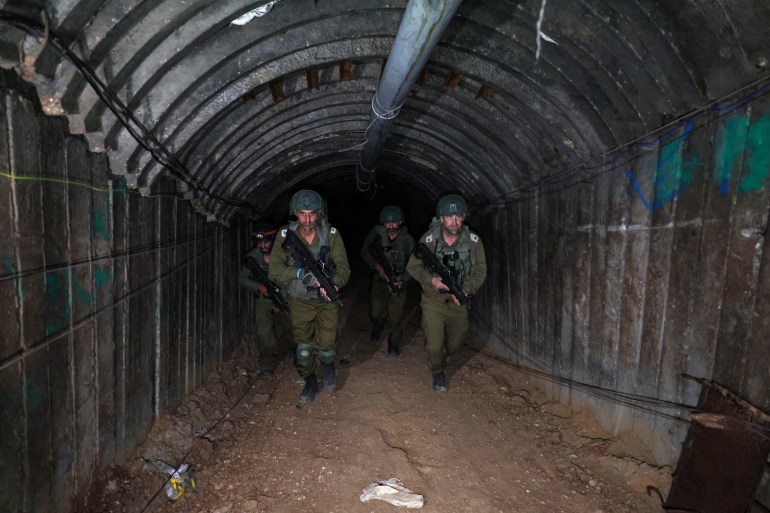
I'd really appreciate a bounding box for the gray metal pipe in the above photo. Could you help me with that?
[356,0,464,191]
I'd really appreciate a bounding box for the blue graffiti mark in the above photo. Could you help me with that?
[629,114,769,210]
[626,170,653,210]
[625,122,698,211]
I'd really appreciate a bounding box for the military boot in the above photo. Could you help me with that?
[432,372,447,393]
[387,335,400,355]
[299,375,319,404]
[322,362,336,391]
[370,321,386,343]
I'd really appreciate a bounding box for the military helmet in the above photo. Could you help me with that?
[379,205,404,224]
[436,194,468,216]
[252,221,277,241]
[289,189,324,215]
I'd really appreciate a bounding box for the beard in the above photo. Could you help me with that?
[443,225,460,236]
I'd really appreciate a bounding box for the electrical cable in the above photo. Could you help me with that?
[0,170,176,197]
[466,308,770,440]
[0,228,215,283]
[0,12,257,217]
[489,72,770,204]
[0,235,223,373]
[138,353,261,513]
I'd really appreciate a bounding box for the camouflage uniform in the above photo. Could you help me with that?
[239,248,293,373]
[360,225,415,353]
[406,220,487,384]
[268,220,350,379]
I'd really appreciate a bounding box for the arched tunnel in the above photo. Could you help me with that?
[2,1,770,512]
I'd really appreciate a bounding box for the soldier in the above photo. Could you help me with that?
[268,190,351,404]
[239,222,294,378]
[406,194,487,393]
[360,205,415,355]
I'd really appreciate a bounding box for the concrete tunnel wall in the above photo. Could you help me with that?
[0,73,253,513]
[3,70,770,511]
[471,91,770,465]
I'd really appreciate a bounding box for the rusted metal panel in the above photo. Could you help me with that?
[729,96,770,409]
[713,111,765,394]
[666,379,770,513]
[569,180,593,411]
[556,189,575,389]
[674,119,717,405]
[586,173,609,375]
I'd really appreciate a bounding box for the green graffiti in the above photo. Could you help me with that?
[94,202,111,242]
[45,272,71,337]
[739,115,770,192]
[653,124,694,206]
[73,277,92,304]
[714,115,749,195]
[95,267,112,288]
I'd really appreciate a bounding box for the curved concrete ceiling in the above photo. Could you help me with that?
[1,0,769,222]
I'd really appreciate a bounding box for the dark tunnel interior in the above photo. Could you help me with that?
[2,1,770,512]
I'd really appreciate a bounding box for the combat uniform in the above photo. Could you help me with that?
[239,247,293,375]
[268,220,350,380]
[406,221,487,378]
[360,225,415,352]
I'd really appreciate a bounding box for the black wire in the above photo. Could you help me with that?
[489,73,770,204]
[138,354,261,513]
[0,12,257,216]
[0,231,215,283]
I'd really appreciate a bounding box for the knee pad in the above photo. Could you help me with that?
[318,349,336,364]
[296,343,315,366]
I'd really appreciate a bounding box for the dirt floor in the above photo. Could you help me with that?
[79,282,671,513]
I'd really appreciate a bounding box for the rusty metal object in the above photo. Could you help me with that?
[664,376,770,513]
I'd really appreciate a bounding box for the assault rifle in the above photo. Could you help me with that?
[282,229,343,306]
[244,256,290,313]
[368,241,401,295]
[414,242,470,305]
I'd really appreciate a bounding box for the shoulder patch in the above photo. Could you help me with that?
[330,227,337,234]
[425,233,433,243]
[281,229,287,237]
[470,233,479,243]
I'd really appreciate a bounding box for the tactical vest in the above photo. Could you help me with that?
[287,220,336,274]
[244,248,269,273]
[424,222,477,286]
[375,225,408,275]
